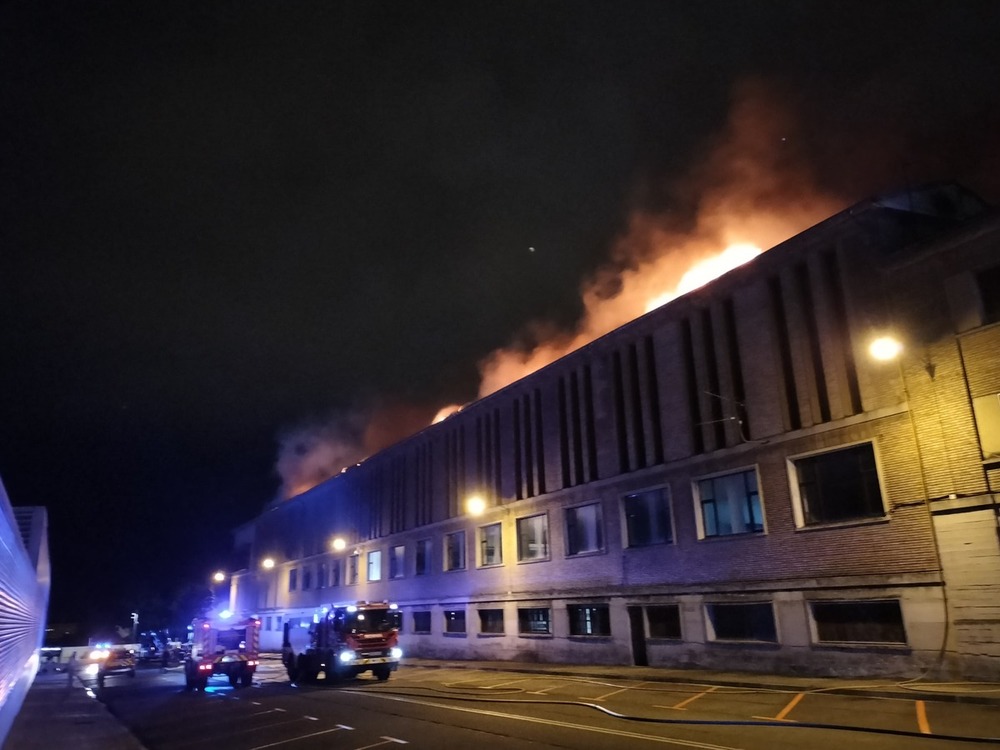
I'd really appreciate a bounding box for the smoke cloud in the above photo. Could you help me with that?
[477,80,843,397]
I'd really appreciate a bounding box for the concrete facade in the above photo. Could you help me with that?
[230,183,1000,679]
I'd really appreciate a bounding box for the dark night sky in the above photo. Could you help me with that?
[2,1,999,630]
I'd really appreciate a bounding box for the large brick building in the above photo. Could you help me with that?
[228,182,1000,678]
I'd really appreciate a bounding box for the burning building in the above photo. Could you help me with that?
[230,182,1000,679]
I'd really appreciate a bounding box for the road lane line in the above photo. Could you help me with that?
[753,692,804,722]
[588,681,646,702]
[347,690,739,749]
[248,726,349,750]
[351,738,409,750]
[657,685,719,710]
[483,678,528,689]
[916,700,931,734]
[304,715,318,720]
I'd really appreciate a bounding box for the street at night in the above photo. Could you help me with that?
[89,659,1000,749]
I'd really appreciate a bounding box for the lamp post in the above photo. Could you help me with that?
[465,495,486,517]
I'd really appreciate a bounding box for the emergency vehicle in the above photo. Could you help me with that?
[184,613,260,691]
[282,601,402,683]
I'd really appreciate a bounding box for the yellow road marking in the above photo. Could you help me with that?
[658,685,719,710]
[916,700,931,734]
[752,691,804,722]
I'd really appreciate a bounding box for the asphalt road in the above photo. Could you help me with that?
[92,661,1000,750]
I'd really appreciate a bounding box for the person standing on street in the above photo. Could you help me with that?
[65,652,78,687]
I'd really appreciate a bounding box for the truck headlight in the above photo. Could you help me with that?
[338,650,355,663]
[390,647,403,659]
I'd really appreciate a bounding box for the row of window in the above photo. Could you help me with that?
[284,442,885,591]
[408,599,907,645]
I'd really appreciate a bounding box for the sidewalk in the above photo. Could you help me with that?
[2,669,145,750]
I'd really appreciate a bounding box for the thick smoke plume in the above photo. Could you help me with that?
[477,81,844,397]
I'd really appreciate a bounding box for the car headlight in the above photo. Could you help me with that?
[85,663,100,676]
[390,647,403,659]
[338,650,355,663]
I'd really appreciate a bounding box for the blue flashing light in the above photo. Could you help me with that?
[313,613,320,624]
[219,609,233,619]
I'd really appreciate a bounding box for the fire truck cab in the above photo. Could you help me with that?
[184,614,260,691]
[283,601,402,683]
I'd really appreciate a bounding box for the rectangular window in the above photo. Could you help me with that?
[791,443,884,526]
[415,539,430,576]
[444,609,467,634]
[706,602,777,642]
[302,566,313,590]
[330,559,340,587]
[265,616,272,632]
[972,393,1000,459]
[317,562,328,589]
[390,544,405,579]
[445,531,466,571]
[567,604,611,636]
[517,607,551,634]
[367,549,382,581]
[288,568,298,592]
[623,487,673,547]
[516,513,550,562]
[413,611,431,634]
[811,600,907,644]
[348,553,359,585]
[695,469,763,538]
[977,264,1000,325]
[565,502,603,555]
[478,609,505,634]
[647,605,682,639]
[479,523,503,566]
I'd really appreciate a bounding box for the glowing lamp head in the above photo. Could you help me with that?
[465,495,487,516]
[261,558,275,570]
[212,571,226,583]
[869,336,903,361]
[331,537,347,552]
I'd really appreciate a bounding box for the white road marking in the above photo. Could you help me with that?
[347,690,739,749]
[352,737,409,749]
[304,715,318,720]
[247,726,349,750]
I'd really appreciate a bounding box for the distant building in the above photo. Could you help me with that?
[0,479,49,746]
[230,183,1000,679]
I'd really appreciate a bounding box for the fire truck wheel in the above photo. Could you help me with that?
[239,668,253,688]
[228,672,238,688]
[374,666,391,682]
[98,674,105,689]
[198,676,209,691]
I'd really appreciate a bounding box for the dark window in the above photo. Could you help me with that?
[517,608,551,635]
[624,488,672,547]
[330,560,340,588]
[646,605,682,639]
[415,539,430,576]
[567,605,611,636]
[445,531,466,570]
[317,562,328,589]
[302,567,312,591]
[288,568,298,592]
[706,602,777,642]
[479,523,502,566]
[566,503,603,555]
[390,545,405,579]
[347,554,359,585]
[811,600,907,644]
[413,611,431,634]
[697,469,763,537]
[794,443,884,525]
[444,609,466,634]
[478,609,505,634]
[978,264,1000,324]
[516,514,549,561]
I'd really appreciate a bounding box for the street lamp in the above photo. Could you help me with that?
[261,557,275,570]
[212,570,226,583]
[465,495,487,516]
[331,537,347,552]
[869,335,903,361]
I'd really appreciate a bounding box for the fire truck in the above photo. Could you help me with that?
[282,601,402,683]
[184,614,261,691]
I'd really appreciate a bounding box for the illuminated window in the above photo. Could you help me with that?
[647,605,682,639]
[412,611,431,634]
[790,443,885,526]
[623,487,673,547]
[565,502,603,556]
[415,539,431,576]
[567,604,610,636]
[445,531,466,571]
[444,609,466,634]
[972,393,1000,460]
[347,553,359,585]
[367,549,382,582]
[694,468,763,538]
[288,568,298,592]
[479,523,502,567]
[516,514,549,562]
[389,544,405,579]
[706,602,776,642]
[517,607,551,635]
[811,600,906,644]
[478,609,505,634]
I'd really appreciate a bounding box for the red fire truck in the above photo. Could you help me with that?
[184,614,260,691]
[282,601,402,683]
